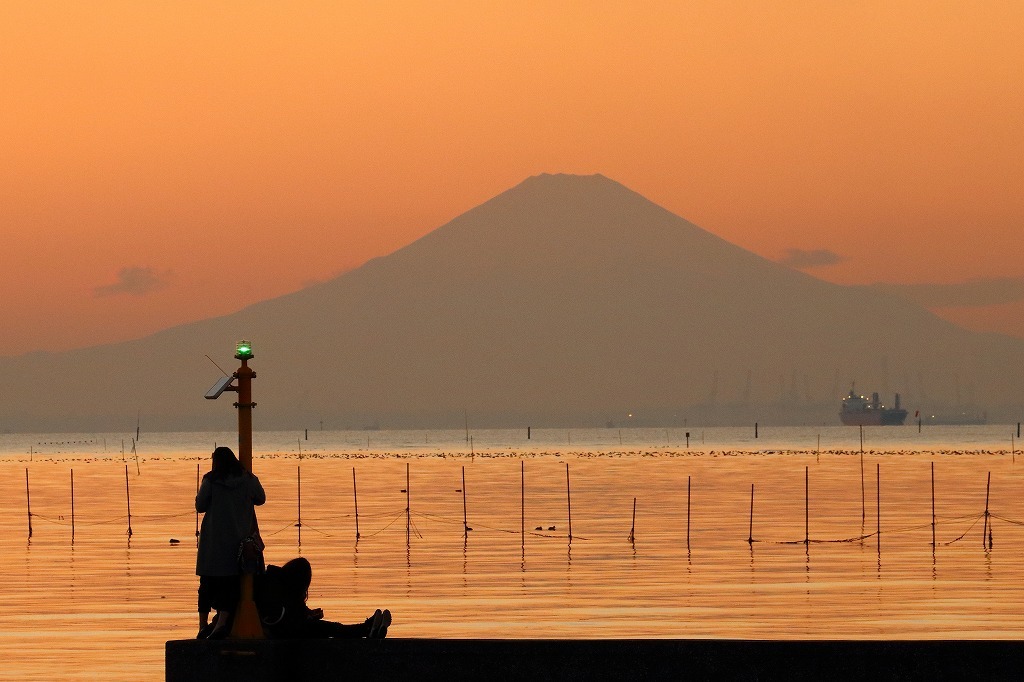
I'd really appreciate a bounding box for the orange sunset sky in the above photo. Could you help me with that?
[2,2,1022,357]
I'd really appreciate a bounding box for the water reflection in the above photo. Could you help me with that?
[3,442,1024,679]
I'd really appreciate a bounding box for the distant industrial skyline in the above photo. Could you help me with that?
[3,2,1022,356]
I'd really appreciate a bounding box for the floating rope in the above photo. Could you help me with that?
[751,512,989,547]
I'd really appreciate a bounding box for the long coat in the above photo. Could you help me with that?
[195,471,266,576]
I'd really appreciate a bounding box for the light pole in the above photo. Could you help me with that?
[204,339,263,638]
[233,340,256,472]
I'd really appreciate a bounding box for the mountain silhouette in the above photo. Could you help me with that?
[2,173,1022,431]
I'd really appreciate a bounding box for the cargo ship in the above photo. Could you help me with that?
[840,390,908,426]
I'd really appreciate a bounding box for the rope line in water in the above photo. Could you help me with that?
[294,522,334,538]
[943,514,986,545]
[294,509,398,521]
[411,509,584,539]
[361,510,407,538]
[27,510,193,527]
[288,507,589,541]
[752,512,989,546]
[264,520,300,537]
[990,513,1024,527]
[21,502,1004,549]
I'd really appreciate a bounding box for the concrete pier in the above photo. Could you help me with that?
[166,638,1022,681]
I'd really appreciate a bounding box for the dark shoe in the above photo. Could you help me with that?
[372,609,392,639]
[207,624,230,640]
[197,623,215,639]
[366,609,383,638]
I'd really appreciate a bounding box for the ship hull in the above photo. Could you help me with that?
[840,409,908,426]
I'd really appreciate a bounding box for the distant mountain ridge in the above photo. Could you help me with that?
[2,174,1021,431]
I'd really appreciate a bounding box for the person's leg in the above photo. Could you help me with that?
[207,576,241,638]
[298,616,371,639]
[197,578,213,634]
[288,610,385,639]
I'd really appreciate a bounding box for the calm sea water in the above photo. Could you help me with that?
[1,426,1023,680]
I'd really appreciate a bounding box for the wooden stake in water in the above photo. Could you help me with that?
[859,425,864,453]
[26,468,32,540]
[931,461,936,550]
[860,449,866,526]
[747,484,754,545]
[125,464,133,539]
[297,465,302,547]
[754,422,758,439]
[876,463,880,556]
[983,471,991,550]
[520,460,525,550]
[804,465,809,546]
[195,463,200,542]
[71,469,76,543]
[352,467,360,540]
[565,463,572,542]
[628,497,636,543]
[686,475,691,550]
[462,466,469,537]
[406,462,411,546]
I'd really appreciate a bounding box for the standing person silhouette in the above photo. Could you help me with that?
[195,446,266,638]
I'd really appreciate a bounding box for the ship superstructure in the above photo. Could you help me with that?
[840,390,908,426]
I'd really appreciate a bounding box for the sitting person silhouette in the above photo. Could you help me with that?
[255,557,391,639]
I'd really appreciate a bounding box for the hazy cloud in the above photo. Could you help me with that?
[870,277,1024,308]
[777,248,846,269]
[94,266,171,298]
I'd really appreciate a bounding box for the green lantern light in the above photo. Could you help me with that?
[235,340,253,360]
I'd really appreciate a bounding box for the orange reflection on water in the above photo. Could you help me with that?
[1,445,1023,680]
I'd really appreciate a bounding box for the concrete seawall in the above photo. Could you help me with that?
[166,638,1022,680]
